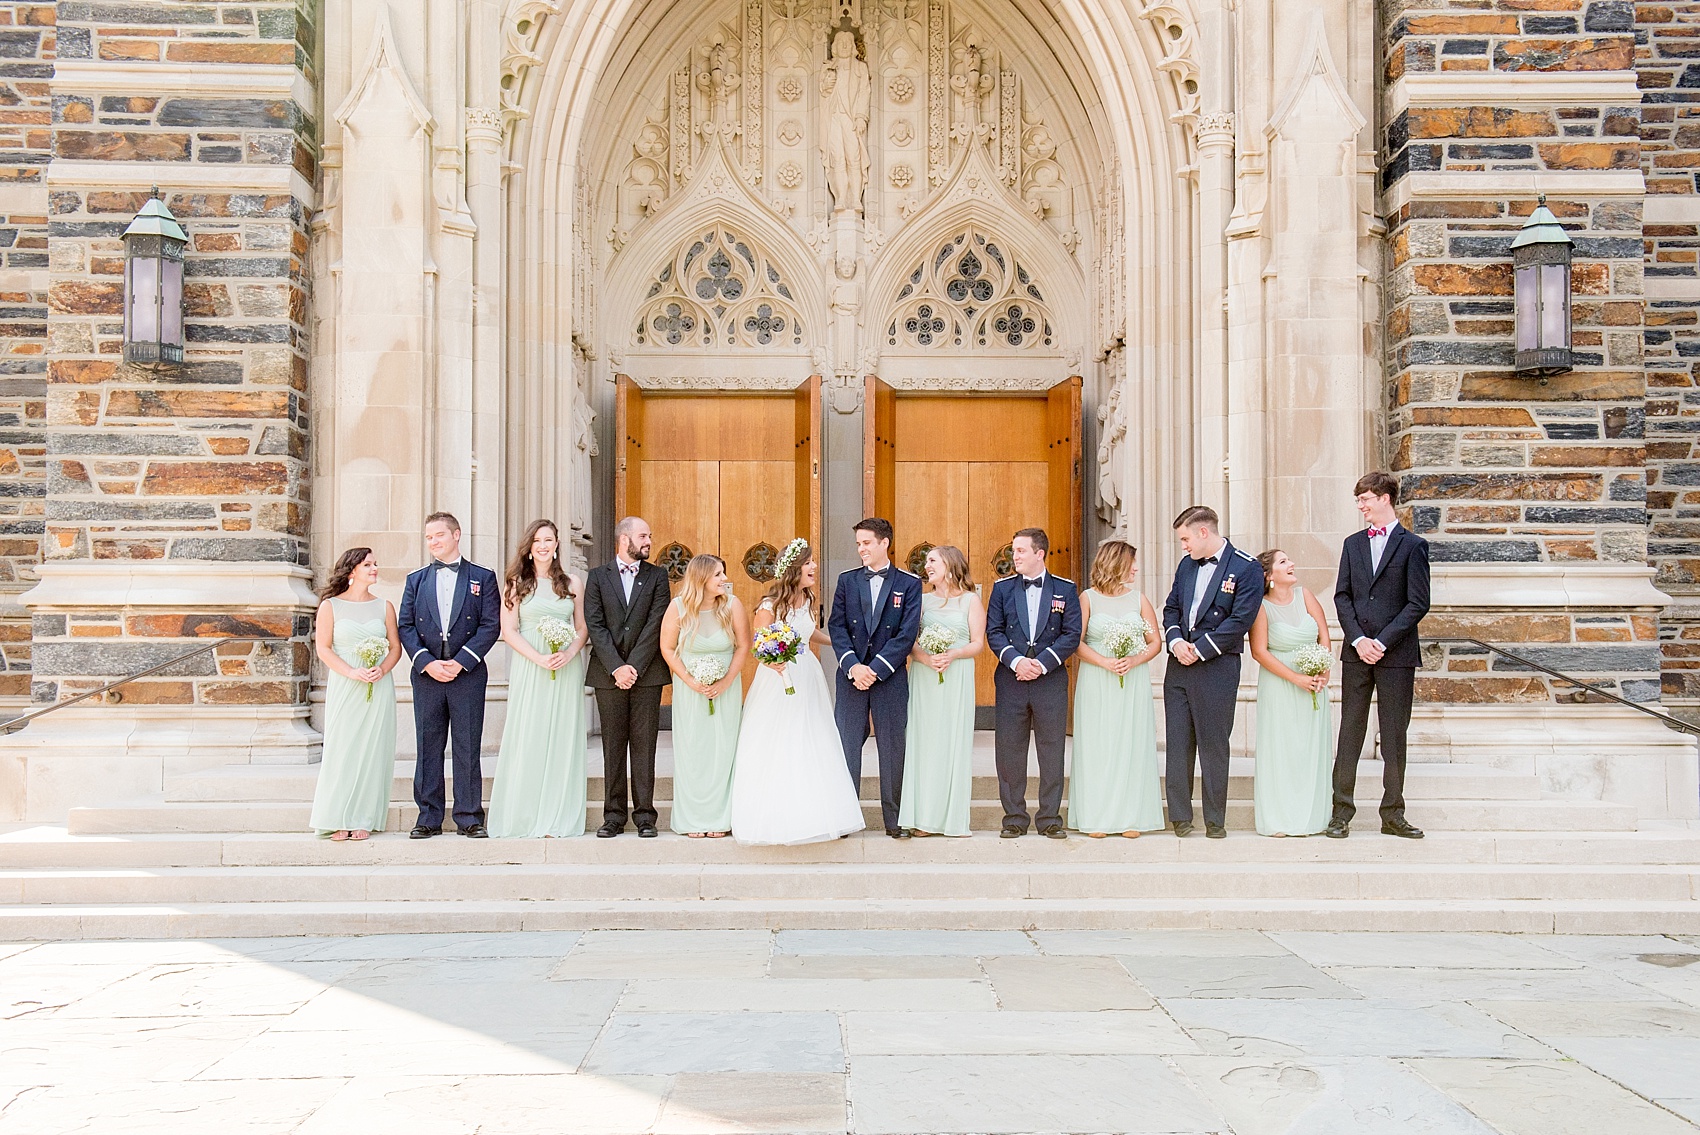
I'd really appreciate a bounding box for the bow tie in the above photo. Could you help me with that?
[433,560,460,572]
[1193,555,1218,566]
[619,562,639,576]
[866,567,889,580]
[1367,526,1388,540]
[1022,576,1044,590]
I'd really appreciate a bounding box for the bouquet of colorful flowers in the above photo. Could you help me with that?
[753,620,804,695]
[353,637,387,701]
[687,655,730,714]
[1100,616,1150,688]
[1291,643,1333,710]
[536,616,574,681]
[915,623,957,683]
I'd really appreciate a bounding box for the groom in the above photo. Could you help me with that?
[828,517,923,837]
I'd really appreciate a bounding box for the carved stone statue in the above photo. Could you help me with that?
[569,374,598,560]
[819,30,871,215]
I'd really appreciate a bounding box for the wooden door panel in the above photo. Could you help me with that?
[615,376,643,523]
[864,377,896,520]
[720,460,797,687]
[893,461,970,578]
[795,377,821,566]
[641,460,720,571]
[968,460,1049,706]
[894,396,1049,462]
[1047,376,1084,584]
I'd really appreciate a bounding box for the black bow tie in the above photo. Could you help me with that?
[1193,555,1218,566]
[867,567,889,580]
[434,560,460,572]
[1022,576,1044,590]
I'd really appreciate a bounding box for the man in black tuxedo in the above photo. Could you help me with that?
[828,517,924,837]
[985,528,1081,839]
[584,516,672,838]
[398,511,503,839]
[1162,505,1264,838]
[1329,471,1431,840]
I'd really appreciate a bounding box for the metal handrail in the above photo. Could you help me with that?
[1437,636,1700,737]
[0,635,288,736]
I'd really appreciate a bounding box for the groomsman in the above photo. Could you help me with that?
[1162,506,1263,838]
[398,512,503,839]
[584,516,671,838]
[1329,472,1431,840]
[828,518,924,837]
[985,528,1081,839]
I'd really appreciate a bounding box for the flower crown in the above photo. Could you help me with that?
[775,537,808,576]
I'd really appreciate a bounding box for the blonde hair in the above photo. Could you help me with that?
[1089,539,1138,595]
[927,544,974,594]
[677,554,732,644]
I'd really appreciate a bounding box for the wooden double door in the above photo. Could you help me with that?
[614,376,821,687]
[864,377,1082,707]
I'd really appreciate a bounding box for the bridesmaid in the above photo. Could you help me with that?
[1068,539,1164,838]
[1249,549,1334,837]
[660,554,750,837]
[899,545,984,837]
[489,519,590,838]
[309,547,402,841]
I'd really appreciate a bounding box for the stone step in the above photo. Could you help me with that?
[161,759,1537,804]
[65,793,1639,836]
[7,827,1700,869]
[3,895,1697,938]
[5,861,1696,906]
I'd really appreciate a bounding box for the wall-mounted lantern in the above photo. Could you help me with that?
[1512,194,1573,378]
[121,189,187,367]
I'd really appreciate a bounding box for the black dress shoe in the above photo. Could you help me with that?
[1324,818,1350,839]
[1382,816,1425,839]
[999,825,1025,839]
[886,827,911,839]
[409,825,441,840]
[637,824,659,838]
[459,823,488,838]
[1040,824,1067,839]
[1205,823,1226,839]
[596,821,623,838]
[1172,821,1194,838]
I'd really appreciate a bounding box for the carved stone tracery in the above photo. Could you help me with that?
[885,227,1055,352]
[634,227,807,349]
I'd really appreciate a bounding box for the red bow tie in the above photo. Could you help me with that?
[1367,526,1387,540]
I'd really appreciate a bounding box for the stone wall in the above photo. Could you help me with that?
[1637,0,1700,715]
[0,3,51,702]
[1381,0,1661,704]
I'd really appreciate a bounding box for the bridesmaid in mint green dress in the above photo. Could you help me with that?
[900,545,984,837]
[1068,539,1165,837]
[1249,548,1334,837]
[309,547,402,840]
[660,554,750,837]
[490,520,590,838]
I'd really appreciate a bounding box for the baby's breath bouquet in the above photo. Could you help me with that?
[353,638,387,701]
[1099,616,1150,688]
[1291,643,1333,710]
[915,622,957,683]
[535,615,574,681]
[687,655,730,714]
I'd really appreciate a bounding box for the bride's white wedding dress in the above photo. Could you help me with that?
[730,602,867,845]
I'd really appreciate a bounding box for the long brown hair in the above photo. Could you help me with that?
[765,540,817,616]
[1257,548,1284,596]
[927,544,974,594]
[503,519,575,608]
[319,547,373,601]
[677,554,732,643]
[1090,540,1138,595]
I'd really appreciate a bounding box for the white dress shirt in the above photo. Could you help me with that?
[866,565,888,622]
[1010,573,1047,672]
[617,556,640,602]
[1188,551,1222,629]
[434,559,461,630]
[1354,523,1398,651]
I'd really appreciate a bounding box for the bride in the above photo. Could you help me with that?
[730,539,867,844]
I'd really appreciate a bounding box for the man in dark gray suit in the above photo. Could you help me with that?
[584,516,671,838]
[1328,471,1432,840]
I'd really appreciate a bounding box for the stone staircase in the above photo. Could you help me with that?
[2,735,1698,937]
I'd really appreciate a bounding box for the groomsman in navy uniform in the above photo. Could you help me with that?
[398,511,502,839]
[985,528,1081,839]
[1328,471,1431,840]
[1162,505,1263,839]
[828,517,924,837]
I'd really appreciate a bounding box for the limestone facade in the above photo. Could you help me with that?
[0,0,1695,823]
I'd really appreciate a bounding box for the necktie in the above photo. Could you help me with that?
[1022,576,1043,589]
[1367,526,1387,540]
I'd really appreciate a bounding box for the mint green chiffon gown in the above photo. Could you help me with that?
[669,603,742,834]
[488,588,588,838]
[1253,588,1333,836]
[899,592,975,836]
[1067,588,1163,834]
[309,597,396,835]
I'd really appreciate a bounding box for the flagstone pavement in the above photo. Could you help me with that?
[3,929,1700,1134]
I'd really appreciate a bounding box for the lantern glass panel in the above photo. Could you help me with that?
[161,256,184,347]
[1539,262,1568,350]
[1515,264,1539,351]
[129,255,160,342]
